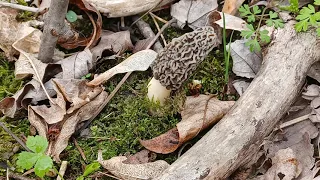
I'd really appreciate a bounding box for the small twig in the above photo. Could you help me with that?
[73,138,87,162]
[149,12,168,24]
[0,117,30,152]
[0,1,39,12]
[130,0,164,27]
[275,114,310,131]
[121,17,125,27]
[97,171,121,180]
[178,142,192,158]
[150,12,167,46]
[146,18,176,49]
[56,161,68,180]
[8,171,33,180]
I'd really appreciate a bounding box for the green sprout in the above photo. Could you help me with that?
[16,136,53,178]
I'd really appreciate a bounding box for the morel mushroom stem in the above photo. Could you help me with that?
[147,26,220,105]
[147,77,171,105]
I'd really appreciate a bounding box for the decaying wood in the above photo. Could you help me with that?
[86,0,175,17]
[157,21,320,179]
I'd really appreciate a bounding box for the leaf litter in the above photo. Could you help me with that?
[2,0,320,179]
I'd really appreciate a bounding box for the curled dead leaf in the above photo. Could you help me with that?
[100,156,169,180]
[140,95,235,154]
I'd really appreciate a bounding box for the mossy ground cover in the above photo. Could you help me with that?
[0,14,228,179]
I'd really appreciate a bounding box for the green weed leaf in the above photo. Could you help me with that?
[317,28,320,36]
[260,30,270,43]
[83,162,100,177]
[240,24,255,39]
[239,5,260,22]
[279,0,299,13]
[252,5,261,15]
[315,0,320,5]
[34,155,53,178]
[16,152,40,170]
[295,19,309,32]
[246,39,261,52]
[266,11,284,28]
[26,135,48,153]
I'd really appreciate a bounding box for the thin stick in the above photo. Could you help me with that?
[12,48,55,104]
[73,138,87,162]
[149,12,168,24]
[77,18,175,134]
[97,171,121,180]
[130,0,164,27]
[275,114,310,131]
[150,12,167,46]
[0,1,39,12]
[56,161,68,180]
[8,172,33,180]
[0,117,30,152]
[146,18,176,49]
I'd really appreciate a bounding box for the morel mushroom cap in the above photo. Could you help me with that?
[148,26,220,104]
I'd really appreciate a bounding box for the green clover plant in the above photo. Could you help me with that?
[16,136,53,178]
[239,5,284,52]
[295,0,320,36]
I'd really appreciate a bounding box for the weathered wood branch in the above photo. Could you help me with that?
[157,21,320,179]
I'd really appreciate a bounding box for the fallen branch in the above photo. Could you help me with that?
[157,21,320,179]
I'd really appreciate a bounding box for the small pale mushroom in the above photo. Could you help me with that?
[147,26,220,104]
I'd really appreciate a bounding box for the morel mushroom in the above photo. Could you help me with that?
[147,26,220,104]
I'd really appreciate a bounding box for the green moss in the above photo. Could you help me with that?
[188,51,226,95]
[0,54,23,100]
[64,72,182,177]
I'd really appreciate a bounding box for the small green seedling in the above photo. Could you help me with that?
[295,0,320,36]
[16,136,53,178]
[76,162,100,180]
[81,73,92,80]
[66,10,78,23]
[279,0,300,13]
[239,5,284,52]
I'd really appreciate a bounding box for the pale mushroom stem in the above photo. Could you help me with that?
[147,77,171,105]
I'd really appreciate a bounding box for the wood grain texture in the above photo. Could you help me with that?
[157,21,320,180]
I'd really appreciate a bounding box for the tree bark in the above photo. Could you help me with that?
[38,0,69,63]
[157,21,320,180]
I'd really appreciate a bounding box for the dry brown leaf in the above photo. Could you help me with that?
[28,79,107,162]
[209,11,248,31]
[140,95,235,154]
[123,150,156,164]
[88,49,157,86]
[252,148,301,180]
[251,107,318,179]
[222,0,245,15]
[100,156,169,180]
[0,8,36,60]
[171,0,218,29]
[133,38,153,53]
[51,90,107,162]
[91,30,134,60]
